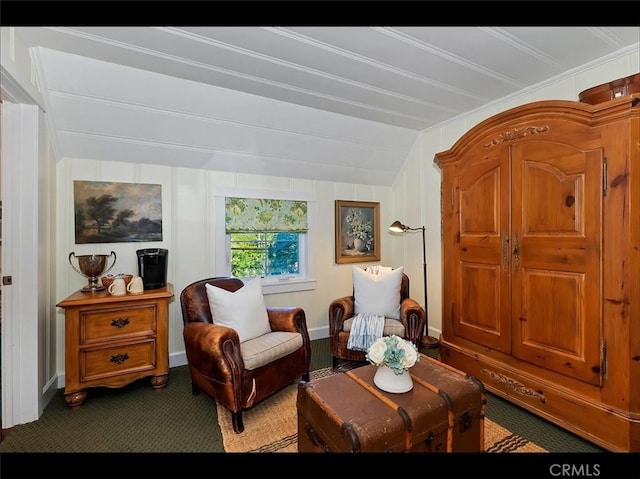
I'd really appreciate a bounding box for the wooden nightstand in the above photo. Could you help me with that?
[57,284,174,407]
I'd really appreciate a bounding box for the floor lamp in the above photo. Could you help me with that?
[389,220,440,349]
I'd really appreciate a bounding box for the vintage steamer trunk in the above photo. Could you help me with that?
[297,355,485,452]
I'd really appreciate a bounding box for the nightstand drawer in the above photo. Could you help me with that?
[58,284,173,407]
[81,340,156,381]
[80,304,157,343]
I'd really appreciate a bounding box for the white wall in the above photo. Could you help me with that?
[1,23,58,430]
[391,47,640,341]
[0,103,56,427]
[54,162,393,382]
[54,46,639,386]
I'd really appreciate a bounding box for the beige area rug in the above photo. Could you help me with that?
[216,368,547,453]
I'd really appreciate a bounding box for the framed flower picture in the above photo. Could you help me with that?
[335,200,380,263]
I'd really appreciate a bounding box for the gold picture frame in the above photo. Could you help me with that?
[335,200,381,264]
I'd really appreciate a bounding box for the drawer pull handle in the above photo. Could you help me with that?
[110,353,129,364]
[111,318,130,328]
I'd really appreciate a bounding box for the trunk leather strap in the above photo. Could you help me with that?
[344,369,413,451]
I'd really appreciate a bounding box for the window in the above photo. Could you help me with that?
[229,232,300,277]
[216,193,316,294]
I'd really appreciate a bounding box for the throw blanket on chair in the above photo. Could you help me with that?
[346,265,393,352]
[347,313,385,352]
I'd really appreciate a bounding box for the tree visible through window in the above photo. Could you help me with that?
[230,232,300,278]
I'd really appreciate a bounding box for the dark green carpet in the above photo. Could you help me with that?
[0,338,605,453]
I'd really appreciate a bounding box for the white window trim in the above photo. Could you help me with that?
[214,187,317,295]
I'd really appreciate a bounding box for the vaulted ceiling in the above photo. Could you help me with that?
[9,26,640,185]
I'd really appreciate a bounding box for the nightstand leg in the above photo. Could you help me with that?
[64,390,88,408]
[150,373,168,389]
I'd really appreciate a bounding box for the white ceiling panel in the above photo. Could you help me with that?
[499,27,640,65]
[4,26,639,186]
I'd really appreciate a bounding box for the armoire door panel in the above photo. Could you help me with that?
[511,142,602,386]
[520,269,586,353]
[459,167,501,235]
[455,261,510,350]
[454,150,512,353]
[521,157,585,235]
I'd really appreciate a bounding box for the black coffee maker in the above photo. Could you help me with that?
[136,248,168,290]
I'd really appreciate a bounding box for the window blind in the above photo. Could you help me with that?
[225,197,308,233]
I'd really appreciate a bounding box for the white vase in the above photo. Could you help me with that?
[354,238,367,252]
[373,365,413,393]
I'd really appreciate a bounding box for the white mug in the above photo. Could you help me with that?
[127,276,144,295]
[108,278,126,296]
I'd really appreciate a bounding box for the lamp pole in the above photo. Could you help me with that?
[389,221,440,349]
[419,226,439,348]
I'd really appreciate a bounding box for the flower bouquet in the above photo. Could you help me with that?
[345,208,373,251]
[366,334,420,373]
[366,335,420,393]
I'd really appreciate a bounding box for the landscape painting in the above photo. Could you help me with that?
[73,180,163,244]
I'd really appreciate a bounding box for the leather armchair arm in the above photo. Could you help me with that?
[267,306,307,333]
[400,297,426,347]
[329,295,354,337]
[183,321,244,382]
[267,306,311,373]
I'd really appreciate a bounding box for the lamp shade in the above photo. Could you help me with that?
[389,220,406,233]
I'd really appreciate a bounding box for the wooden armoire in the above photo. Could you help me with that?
[434,76,639,452]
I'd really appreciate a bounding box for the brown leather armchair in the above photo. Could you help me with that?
[180,277,311,433]
[329,273,426,369]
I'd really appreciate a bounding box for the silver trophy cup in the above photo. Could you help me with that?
[69,251,116,292]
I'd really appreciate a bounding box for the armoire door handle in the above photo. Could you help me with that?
[513,233,520,271]
[502,233,509,270]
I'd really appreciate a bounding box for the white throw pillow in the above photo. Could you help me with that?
[353,265,403,319]
[205,277,271,343]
